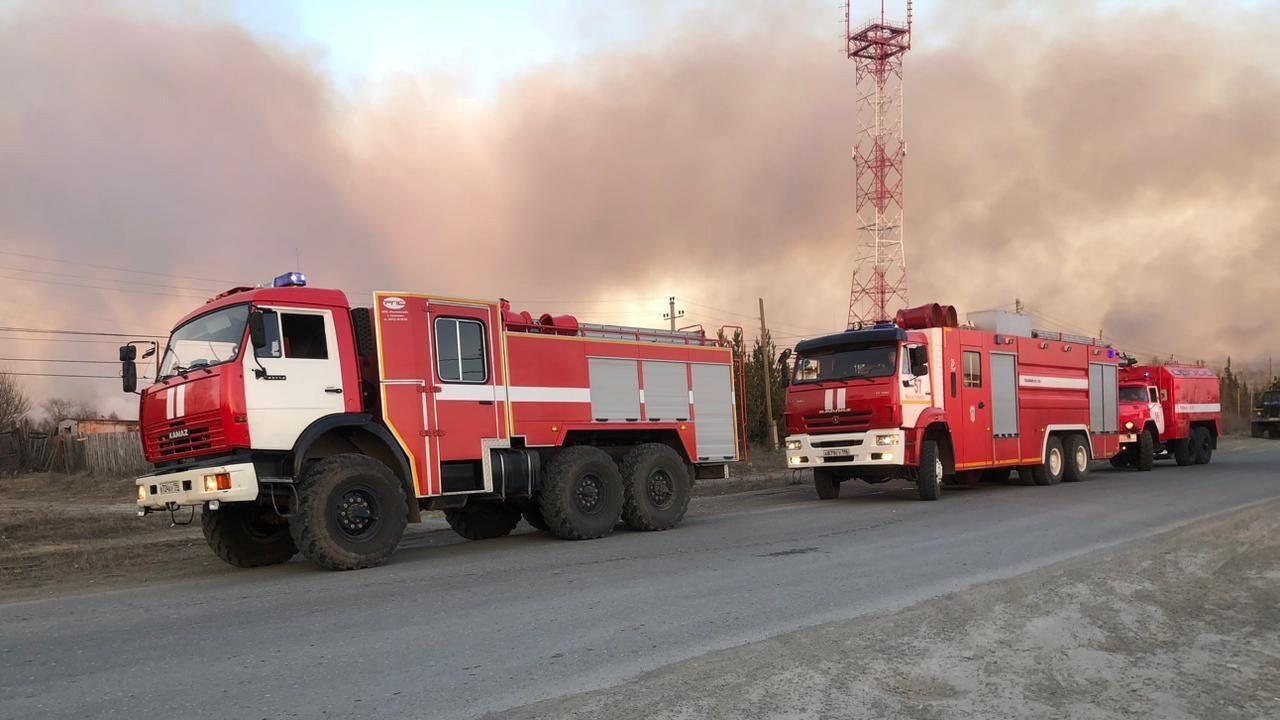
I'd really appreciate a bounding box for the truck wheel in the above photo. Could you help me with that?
[916,440,942,501]
[538,446,624,540]
[521,498,549,531]
[1136,428,1155,471]
[813,468,841,499]
[620,443,692,531]
[1171,437,1195,466]
[1062,435,1091,482]
[1192,427,1213,465]
[1031,437,1065,486]
[290,454,408,571]
[202,503,296,568]
[445,502,522,540]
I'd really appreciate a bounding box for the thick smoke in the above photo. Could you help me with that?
[2,0,1278,416]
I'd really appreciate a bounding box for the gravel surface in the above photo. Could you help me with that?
[493,498,1280,720]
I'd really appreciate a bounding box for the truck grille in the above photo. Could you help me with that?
[145,410,224,461]
[800,411,872,433]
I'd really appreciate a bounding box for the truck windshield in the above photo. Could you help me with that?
[1263,392,1280,405]
[1119,387,1148,402]
[157,305,250,380]
[794,344,898,384]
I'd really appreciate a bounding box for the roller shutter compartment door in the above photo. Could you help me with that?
[991,353,1018,437]
[642,361,690,421]
[588,358,640,422]
[691,364,735,460]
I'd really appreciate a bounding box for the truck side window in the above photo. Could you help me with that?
[963,351,982,388]
[254,310,282,359]
[281,313,328,360]
[436,318,488,383]
[1148,387,1158,403]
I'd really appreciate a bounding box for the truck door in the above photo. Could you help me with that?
[245,307,346,450]
[959,347,993,467]
[426,301,504,493]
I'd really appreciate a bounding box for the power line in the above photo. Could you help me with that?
[0,325,166,338]
[0,263,225,292]
[0,272,213,300]
[0,357,120,364]
[0,335,138,345]
[0,249,243,285]
[0,371,123,379]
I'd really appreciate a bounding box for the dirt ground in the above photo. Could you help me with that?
[491,498,1280,720]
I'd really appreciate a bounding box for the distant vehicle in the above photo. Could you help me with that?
[1252,383,1280,438]
[1114,364,1221,469]
[122,273,743,570]
[782,305,1122,501]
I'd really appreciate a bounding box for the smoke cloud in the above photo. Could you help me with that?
[2,0,1278,416]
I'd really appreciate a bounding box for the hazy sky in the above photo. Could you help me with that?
[1,0,1277,418]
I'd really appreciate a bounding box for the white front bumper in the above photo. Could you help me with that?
[136,461,260,510]
[784,430,906,468]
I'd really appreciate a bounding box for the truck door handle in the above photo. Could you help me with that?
[325,387,343,394]
[978,401,985,409]
[478,400,494,406]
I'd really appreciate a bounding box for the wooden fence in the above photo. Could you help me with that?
[2,429,149,477]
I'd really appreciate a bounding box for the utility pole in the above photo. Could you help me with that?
[759,297,779,450]
[1015,298,1024,314]
[663,297,685,331]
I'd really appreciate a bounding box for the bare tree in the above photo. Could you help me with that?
[38,397,101,432]
[0,372,31,429]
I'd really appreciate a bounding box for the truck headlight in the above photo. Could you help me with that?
[785,440,802,450]
[203,472,232,492]
[1124,421,1134,430]
[789,456,807,465]
[137,485,146,502]
[876,434,900,446]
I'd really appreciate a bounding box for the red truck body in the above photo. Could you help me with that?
[1115,364,1220,468]
[131,281,741,570]
[784,307,1121,499]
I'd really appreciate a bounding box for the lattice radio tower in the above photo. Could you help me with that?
[845,1,912,327]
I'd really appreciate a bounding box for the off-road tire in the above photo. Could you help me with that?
[521,498,549,531]
[1031,437,1065,486]
[981,467,1013,484]
[1136,428,1155,471]
[813,468,841,500]
[916,440,943,501]
[445,503,522,540]
[1062,434,1091,483]
[538,446,624,540]
[620,444,692,531]
[1192,427,1213,465]
[290,454,407,571]
[1171,437,1195,466]
[202,503,296,568]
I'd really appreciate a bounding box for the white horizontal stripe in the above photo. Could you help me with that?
[1174,403,1221,414]
[435,384,497,402]
[1019,375,1089,390]
[508,386,591,403]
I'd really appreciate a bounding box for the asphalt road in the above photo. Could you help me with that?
[3,440,1278,720]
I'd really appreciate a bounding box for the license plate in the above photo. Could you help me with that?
[1119,434,1136,443]
[823,448,853,458]
[157,480,181,495]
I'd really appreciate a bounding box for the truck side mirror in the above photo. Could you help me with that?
[909,346,929,376]
[248,309,267,349]
[122,358,137,394]
[119,344,137,362]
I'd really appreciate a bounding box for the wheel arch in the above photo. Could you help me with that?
[290,413,420,522]
[920,421,955,475]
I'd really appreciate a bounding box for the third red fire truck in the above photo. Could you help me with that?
[124,274,742,570]
[783,305,1122,500]
[1113,363,1221,470]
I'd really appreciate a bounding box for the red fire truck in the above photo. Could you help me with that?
[123,274,742,570]
[783,305,1122,500]
[1113,364,1221,470]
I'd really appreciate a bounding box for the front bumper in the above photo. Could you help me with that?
[136,460,260,511]
[784,429,905,468]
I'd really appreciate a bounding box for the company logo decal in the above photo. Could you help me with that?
[382,296,407,311]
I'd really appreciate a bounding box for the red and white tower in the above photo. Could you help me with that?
[845,1,912,327]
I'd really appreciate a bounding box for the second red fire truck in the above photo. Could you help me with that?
[783,305,1123,500]
[124,274,742,570]
[1113,363,1221,470]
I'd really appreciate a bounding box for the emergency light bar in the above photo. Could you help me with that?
[272,272,307,288]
